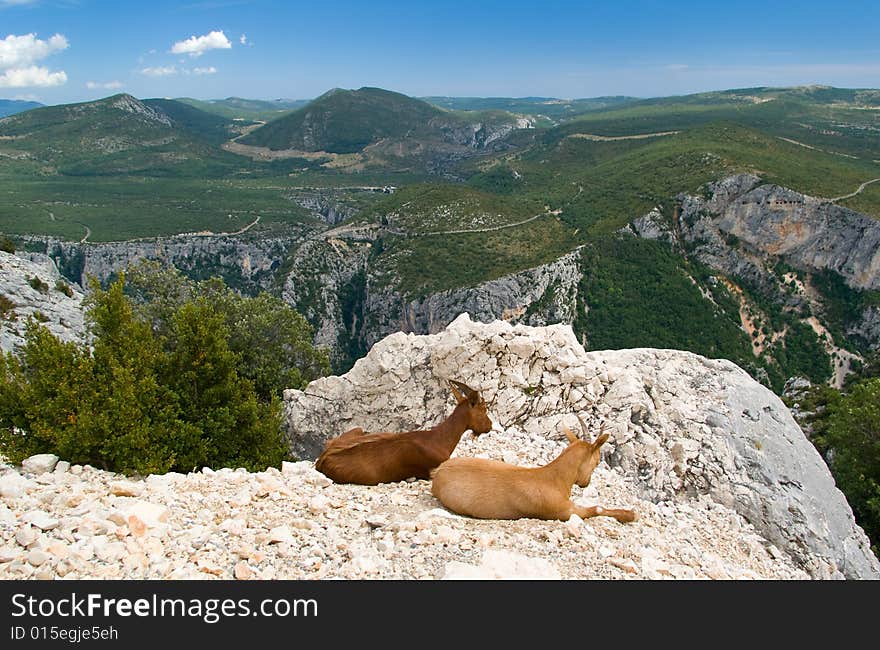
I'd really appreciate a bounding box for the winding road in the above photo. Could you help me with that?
[829,178,880,202]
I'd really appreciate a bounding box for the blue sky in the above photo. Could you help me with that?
[1,0,878,105]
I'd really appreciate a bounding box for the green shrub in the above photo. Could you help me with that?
[0,295,15,320]
[28,276,49,294]
[55,279,74,297]
[0,272,327,474]
[0,237,15,254]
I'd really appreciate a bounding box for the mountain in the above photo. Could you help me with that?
[175,96,309,122]
[240,87,449,153]
[0,93,241,176]
[236,87,530,173]
[0,99,43,118]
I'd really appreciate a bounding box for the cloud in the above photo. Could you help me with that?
[0,0,42,6]
[170,30,231,57]
[0,65,66,87]
[141,65,179,77]
[0,33,68,88]
[86,80,123,89]
[239,34,247,45]
[193,66,217,75]
[0,32,68,69]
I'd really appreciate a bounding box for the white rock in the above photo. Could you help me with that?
[109,480,143,497]
[0,546,21,562]
[267,525,295,545]
[0,502,16,524]
[443,550,561,580]
[54,461,70,475]
[21,454,59,474]
[0,473,34,498]
[120,500,168,527]
[23,510,59,530]
[27,549,50,566]
[308,495,329,514]
[417,508,462,521]
[15,525,38,548]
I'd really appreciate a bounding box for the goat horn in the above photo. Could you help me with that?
[450,380,476,398]
[575,413,590,441]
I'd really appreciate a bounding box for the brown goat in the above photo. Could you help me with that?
[314,380,493,485]
[430,415,636,522]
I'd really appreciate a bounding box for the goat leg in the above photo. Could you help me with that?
[573,504,638,523]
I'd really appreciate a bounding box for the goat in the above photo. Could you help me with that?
[430,414,637,522]
[314,380,493,485]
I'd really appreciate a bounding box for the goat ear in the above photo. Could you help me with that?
[594,433,610,449]
[449,381,466,404]
[562,423,578,444]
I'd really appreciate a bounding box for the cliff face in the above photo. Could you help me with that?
[0,251,87,353]
[679,174,880,291]
[283,314,880,579]
[42,228,312,295]
[630,174,880,362]
[362,248,583,350]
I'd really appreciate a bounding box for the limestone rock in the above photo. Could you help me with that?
[443,550,561,580]
[283,314,879,579]
[21,454,60,475]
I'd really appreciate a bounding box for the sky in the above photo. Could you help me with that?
[1,0,879,105]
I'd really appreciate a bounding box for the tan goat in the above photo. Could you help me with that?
[430,414,637,522]
[315,380,493,485]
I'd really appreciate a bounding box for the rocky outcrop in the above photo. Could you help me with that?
[0,251,87,353]
[283,314,880,579]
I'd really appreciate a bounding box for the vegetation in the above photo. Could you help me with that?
[0,237,15,254]
[574,236,755,364]
[0,272,328,474]
[790,355,880,557]
[28,276,49,294]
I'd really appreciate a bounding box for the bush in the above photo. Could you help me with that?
[0,272,327,474]
[28,276,49,294]
[55,279,74,297]
[0,237,14,254]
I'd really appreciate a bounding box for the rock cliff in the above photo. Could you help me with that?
[0,251,87,353]
[283,314,880,579]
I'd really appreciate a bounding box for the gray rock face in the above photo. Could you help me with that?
[363,247,583,350]
[42,229,311,294]
[283,314,880,579]
[679,174,880,291]
[0,251,87,353]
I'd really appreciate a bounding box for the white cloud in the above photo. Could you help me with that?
[141,65,178,77]
[0,33,68,88]
[193,66,217,75]
[0,65,66,88]
[0,33,68,69]
[239,34,247,45]
[86,80,123,89]
[0,0,42,6]
[170,30,231,57]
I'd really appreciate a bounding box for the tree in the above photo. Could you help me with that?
[824,378,880,555]
[0,271,326,474]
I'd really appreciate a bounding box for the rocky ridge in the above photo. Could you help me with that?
[284,314,880,579]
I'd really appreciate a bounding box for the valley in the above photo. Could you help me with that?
[1,84,879,391]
